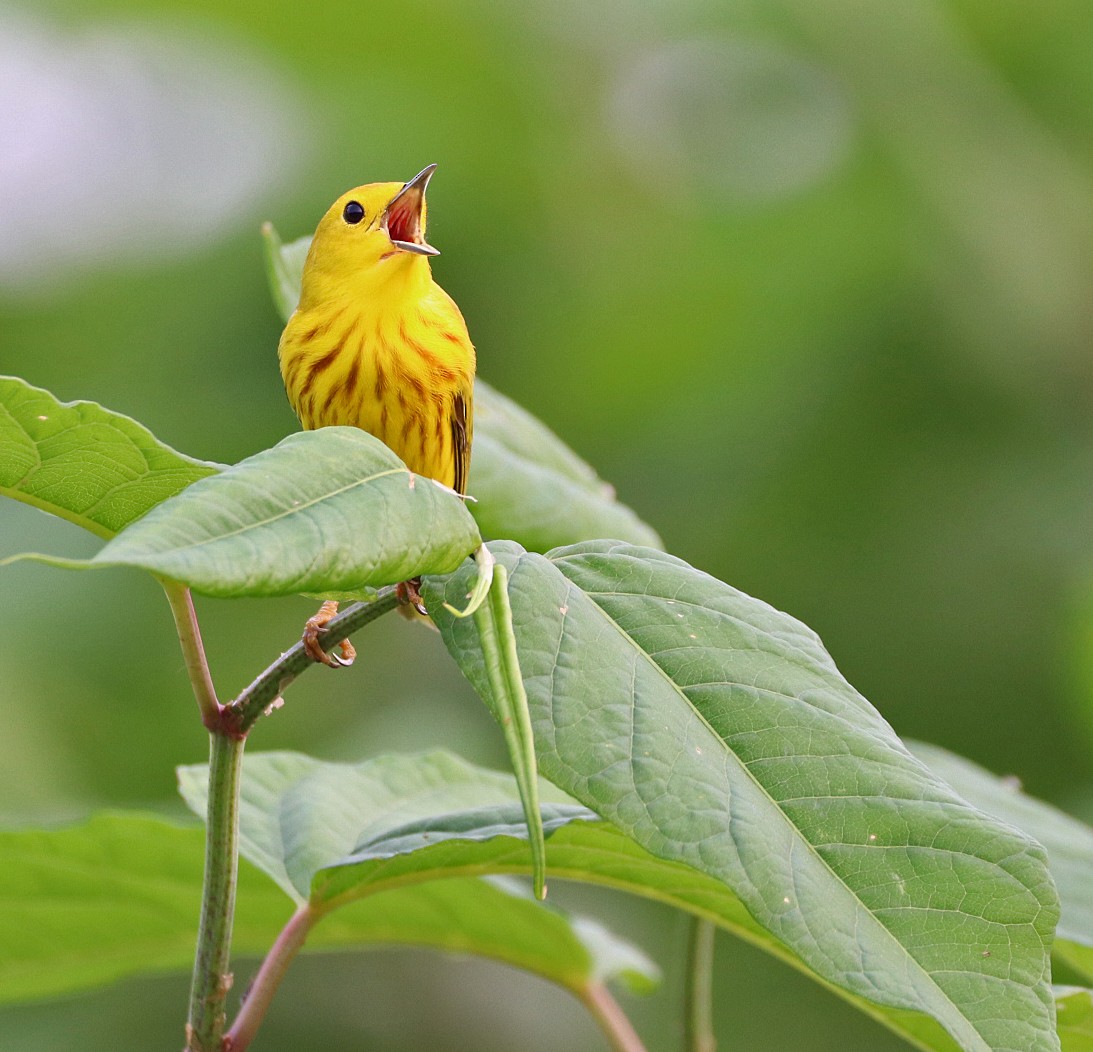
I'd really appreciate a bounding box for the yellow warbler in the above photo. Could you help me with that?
[278,165,475,664]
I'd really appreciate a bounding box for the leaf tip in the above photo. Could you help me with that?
[443,544,495,618]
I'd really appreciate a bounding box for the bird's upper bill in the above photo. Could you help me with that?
[383,164,439,256]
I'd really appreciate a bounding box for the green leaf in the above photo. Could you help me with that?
[910,740,1093,983]
[1057,988,1093,1051]
[262,229,661,552]
[261,222,310,325]
[16,427,480,598]
[177,750,585,905]
[0,809,656,1005]
[180,747,961,1049]
[0,813,206,1003]
[469,382,662,551]
[0,375,219,539]
[427,540,1059,1052]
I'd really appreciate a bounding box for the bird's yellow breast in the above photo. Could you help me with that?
[279,282,475,491]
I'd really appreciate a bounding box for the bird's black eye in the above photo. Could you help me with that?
[343,201,365,225]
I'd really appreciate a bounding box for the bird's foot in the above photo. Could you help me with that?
[302,600,356,667]
[396,577,428,616]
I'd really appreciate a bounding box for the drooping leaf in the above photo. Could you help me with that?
[0,809,656,1005]
[427,540,1059,1052]
[262,228,661,552]
[0,375,219,539]
[11,427,480,598]
[911,740,1093,982]
[471,561,547,898]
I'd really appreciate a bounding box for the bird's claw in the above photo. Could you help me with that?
[302,600,356,668]
[396,578,428,616]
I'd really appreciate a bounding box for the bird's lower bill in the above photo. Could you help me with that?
[382,170,439,256]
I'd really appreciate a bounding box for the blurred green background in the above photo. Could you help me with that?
[3,0,1093,1048]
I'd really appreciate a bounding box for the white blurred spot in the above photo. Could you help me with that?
[606,36,854,205]
[0,9,307,290]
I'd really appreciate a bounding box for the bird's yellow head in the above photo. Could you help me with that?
[298,164,439,307]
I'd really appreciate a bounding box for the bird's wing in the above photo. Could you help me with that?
[451,388,472,495]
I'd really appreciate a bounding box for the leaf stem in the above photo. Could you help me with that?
[224,904,319,1051]
[186,729,245,1051]
[580,982,648,1052]
[684,917,717,1052]
[162,579,220,727]
[227,587,399,733]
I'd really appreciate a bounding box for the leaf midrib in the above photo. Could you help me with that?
[105,465,409,556]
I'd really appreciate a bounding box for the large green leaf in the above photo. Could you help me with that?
[262,227,661,552]
[0,375,219,539]
[426,541,1060,1052]
[0,809,656,1006]
[911,741,1093,982]
[14,427,480,598]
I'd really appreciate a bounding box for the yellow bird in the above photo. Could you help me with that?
[278,165,475,665]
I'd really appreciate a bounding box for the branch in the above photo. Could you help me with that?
[225,587,399,734]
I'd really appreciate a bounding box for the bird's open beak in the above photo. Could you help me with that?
[382,164,440,256]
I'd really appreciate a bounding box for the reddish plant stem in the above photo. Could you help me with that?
[580,982,649,1052]
[224,904,319,1051]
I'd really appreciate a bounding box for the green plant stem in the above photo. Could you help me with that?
[170,585,398,1049]
[187,729,245,1052]
[684,917,717,1052]
[227,587,399,733]
[580,982,648,1052]
[223,904,319,1051]
[175,586,399,1049]
[162,579,220,726]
